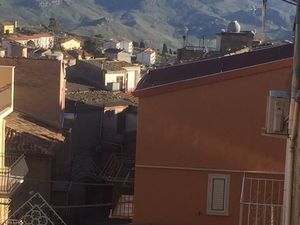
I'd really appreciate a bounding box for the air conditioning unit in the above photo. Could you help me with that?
[265,90,290,135]
[107,82,121,91]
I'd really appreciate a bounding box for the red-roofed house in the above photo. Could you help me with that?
[9,33,54,49]
[132,44,293,225]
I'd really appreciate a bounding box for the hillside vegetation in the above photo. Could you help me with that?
[0,0,295,48]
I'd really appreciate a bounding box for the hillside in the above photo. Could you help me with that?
[0,0,296,48]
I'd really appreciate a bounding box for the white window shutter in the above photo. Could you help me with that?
[207,174,230,216]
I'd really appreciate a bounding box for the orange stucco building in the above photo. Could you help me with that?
[133,44,293,225]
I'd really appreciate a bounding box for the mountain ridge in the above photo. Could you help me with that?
[0,0,295,48]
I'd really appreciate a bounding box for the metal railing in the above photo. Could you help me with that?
[109,195,134,220]
[0,154,28,197]
[239,176,284,225]
[101,153,135,185]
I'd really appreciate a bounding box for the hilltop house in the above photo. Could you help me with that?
[60,37,82,50]
[0,21,15,34]
[104,48,132,63]
[136,48,156,65]
[120,38,133,54]
[103,39,121,50]
[69,59,141,92]
[8,33,54,49]
[104,38,133,54]
[133,44,293,225]
[1,40,28,58]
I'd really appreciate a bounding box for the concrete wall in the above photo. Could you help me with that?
[133,60,292,225]
[61,40,81,50]
[0,58,65,129]
[0,67,14,114]
[217,33,253,54]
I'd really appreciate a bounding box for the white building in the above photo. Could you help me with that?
[60,37,81,50]
[136,48,156,65]
[120,38,133,54]
[103,39,121,50]
[9,33,54,49]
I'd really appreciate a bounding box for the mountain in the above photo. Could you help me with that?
[0,0,295,48]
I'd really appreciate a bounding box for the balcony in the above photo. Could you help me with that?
[0,67,14,114]
[101,153,135,185]
[239,176,284,225]
[0,154,28,198]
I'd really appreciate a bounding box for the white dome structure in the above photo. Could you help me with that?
[227,20,241,33]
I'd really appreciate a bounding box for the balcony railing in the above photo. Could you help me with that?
[239,176,284,225]
[101,153,135,185]
[0,154,28,197]
[109,195,134,220]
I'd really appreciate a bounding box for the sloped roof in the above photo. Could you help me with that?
[66,89,138,107]
[5,112,65,155]
[9,33,53,41]
[82,59,135,71]
[61,36,82,44]
[5,112,65,142]
[136,43,293,91]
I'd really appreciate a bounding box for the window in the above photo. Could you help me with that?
[207,174,230,216]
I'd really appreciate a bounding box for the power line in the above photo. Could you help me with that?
[19,177,114,187]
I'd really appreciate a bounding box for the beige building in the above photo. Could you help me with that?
[9,34,54,49]
[0,58,66,129]
[70,60,141,92]
[61,37,81,50]
[0,22,15,34]
[0,66,28,223]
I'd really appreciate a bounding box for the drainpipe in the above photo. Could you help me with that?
[283,2,300,225]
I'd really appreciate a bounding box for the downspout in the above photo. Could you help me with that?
[283,2,300,225]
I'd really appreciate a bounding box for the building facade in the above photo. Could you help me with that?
[0,58,66,129]
[0,22,15,34]
[120,39,133,54]
[9,34,54,49]
[103,39,121,50]
[133,44,293,225]
[0,66,28,223]
[70,60,141,92]
[104,49,132,63]
[136,48,156,65]
[61,38,81,50]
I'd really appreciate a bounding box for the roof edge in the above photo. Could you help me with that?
[133,58,293,98]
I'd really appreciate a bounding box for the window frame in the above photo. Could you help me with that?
[207,174,230,216]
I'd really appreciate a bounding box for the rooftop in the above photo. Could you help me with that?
[61,36,82,44]
[82,59,136,71]
[136,43,293,91]
[143,48,155,54]
[9,33,53,41]
[5,112,65,155]
[104,48,124,54]
[67,88,138,107]
[1,21,14,26]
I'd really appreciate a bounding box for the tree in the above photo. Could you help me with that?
[162,43,168,56]
[48,18,60,32]
[133,41,139,47]
[139,41,145,49]
[27,40,36,48]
